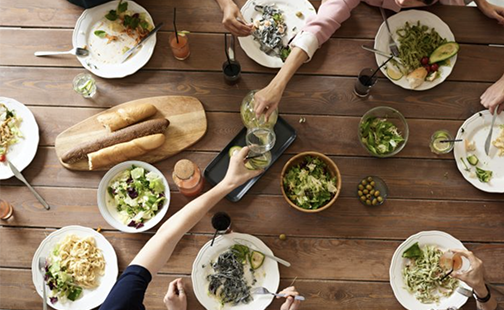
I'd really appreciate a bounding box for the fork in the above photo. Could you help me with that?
[251,287,305,301]
[38,257,48,310]
[379,8,400,57]
[34,47,89,57]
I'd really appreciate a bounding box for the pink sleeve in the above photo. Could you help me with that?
[439,0,465,6]
[301,0,362,46]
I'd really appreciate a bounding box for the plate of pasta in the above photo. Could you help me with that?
[389,231,471,310]
[31,225,118,310]
[374,10,457,91]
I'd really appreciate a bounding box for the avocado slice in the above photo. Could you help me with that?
[402,242,422,259]
[248,250,266,270]
[429,42,459,64]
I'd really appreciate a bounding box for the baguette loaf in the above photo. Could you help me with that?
[97,103,157,131]
[62,118,170,164]
[88,134,165,170]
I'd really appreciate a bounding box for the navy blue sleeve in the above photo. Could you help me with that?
[100,265,152,310]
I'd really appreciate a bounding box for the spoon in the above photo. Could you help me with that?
[34,47,89,57]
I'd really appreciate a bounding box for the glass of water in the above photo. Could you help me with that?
[246,127,276,154]
[73,73,97,98]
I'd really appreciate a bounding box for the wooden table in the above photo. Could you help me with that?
[1,1,503,309]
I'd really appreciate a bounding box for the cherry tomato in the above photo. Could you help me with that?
[423,65,431,73]
[0,154,5,162]
[430,63,439,72]
[421,57,429,66]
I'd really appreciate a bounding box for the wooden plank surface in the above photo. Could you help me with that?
[1,29,503,82]
[1,186,503,242]
[0,67,491,120]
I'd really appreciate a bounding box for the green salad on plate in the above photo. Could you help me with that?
[107,165,166,229]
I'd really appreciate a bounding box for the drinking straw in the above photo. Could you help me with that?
[224,34,231,65]
[173,8,179,44]
[210,229,218,246]
[366,55,394,85]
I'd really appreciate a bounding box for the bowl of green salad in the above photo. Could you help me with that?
[281,152,341,213]
[97,161,170,233]
[358,106,409,158]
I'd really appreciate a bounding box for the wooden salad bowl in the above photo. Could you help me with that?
[280,151,342,213]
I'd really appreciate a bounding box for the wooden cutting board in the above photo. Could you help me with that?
[55,96,207,171]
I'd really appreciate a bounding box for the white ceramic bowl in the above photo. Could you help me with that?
[97,161,170,233]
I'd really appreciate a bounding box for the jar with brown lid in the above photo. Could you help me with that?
[172,159,204,197]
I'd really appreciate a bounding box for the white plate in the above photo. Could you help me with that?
[192,232,280,310]
[390,231,471,310]
[238,0,316,68]
[72,0,156,79]
[374,10,457,91]
[97,161,171,233]
[0,97,39,180]
[454,110,504,193]
[31,225,118,310]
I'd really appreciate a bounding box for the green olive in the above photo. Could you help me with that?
[372,198,378,205]
[370,181,376,186]
[358,184,364,190]
[370,189,375,195]
[363,189,369,195]
[358,190,363,196]
[377,196,384,202]
[365,185,372,190]
[360,196,366,201]
[374,191,380,197]
[279,234,287,241]
[361,180,368,185]
[366,200,372,205]
[367,176,373,182]
[366,194,371,199]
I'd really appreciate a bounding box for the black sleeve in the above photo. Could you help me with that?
[100,265,152,310]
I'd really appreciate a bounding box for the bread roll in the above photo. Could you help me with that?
[97,103,157,131]
[62,118,170,164]
[406,67,428,89]
[88,134,165,170]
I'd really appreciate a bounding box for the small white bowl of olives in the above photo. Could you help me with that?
[357,176,388,206]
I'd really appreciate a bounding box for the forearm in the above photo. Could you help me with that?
[215,0,234,11]
[269,47,308,91]
[130,181,234,275]
[474,284,498,310]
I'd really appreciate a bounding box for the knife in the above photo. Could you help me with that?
[484,105,499,155]
[361,45,403,64]
[122,22,164,63]
[7,160,50,210]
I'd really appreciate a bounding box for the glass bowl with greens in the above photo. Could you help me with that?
[358,106,409,158]
[281,152,341,213]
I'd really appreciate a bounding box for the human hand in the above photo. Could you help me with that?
[476,0,504,25]
[222,146,263,188]
[221,1,253,36]
[450,249,486,294]
[163,278,187,310]
[481,74,504,114]
[253,83,284,120]
[279,287,301,310]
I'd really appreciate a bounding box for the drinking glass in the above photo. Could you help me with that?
[246,127,276,154]
[247,151,272,169]
[222,60,241,84]
[430,130,454,154]
[169,33,190,60]
[73,73,97,98]
[354,68,378,98]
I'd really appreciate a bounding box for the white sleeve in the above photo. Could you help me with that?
[290,31,320,62]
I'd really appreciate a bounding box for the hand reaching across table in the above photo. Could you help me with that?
[215,0,254,36]
[481,73,504,114]
[474,0,504,25]
[450,249,498,310]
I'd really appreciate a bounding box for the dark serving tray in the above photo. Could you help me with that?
[204,117,297,202]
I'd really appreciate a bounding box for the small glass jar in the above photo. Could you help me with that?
[430,130,454,154]
[172,159,204,197]
[240,90,278,129]
[0,199,14,220]
[73,73,97,98]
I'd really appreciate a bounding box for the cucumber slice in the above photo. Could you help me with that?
[386,65,403,81]
[244,161,254,170]
[248,250,265,270]
[228,146,242,157]
[466,154,479,166]
[429,42,459,64]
